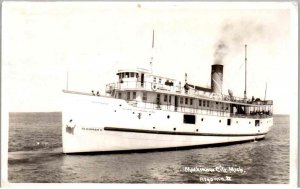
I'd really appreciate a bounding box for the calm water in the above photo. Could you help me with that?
[8,112,289,183]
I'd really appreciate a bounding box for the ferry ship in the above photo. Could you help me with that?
[62,43,273,154]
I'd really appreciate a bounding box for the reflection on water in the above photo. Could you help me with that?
[8,113,289,183]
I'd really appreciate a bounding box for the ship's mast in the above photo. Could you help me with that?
[150,29,154,73]
[244,44,247,99]
[264,82,267,101]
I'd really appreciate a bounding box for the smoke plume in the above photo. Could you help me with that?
[214,19,268,65]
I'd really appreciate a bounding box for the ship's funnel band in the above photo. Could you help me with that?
[211,64,223,94]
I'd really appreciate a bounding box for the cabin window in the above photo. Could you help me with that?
[142,92,147,101]
[121,73,124,78]
[164,95,168,102]
[169,95,172,103]
[159,78,162,83]
[118,92,122,99]
[255,120,260,127]
[125,72,129,78]
[207,101,210,107]
[190,99,193,105]
[126,92,130,100]
[136,73,139,78]
[156,94,160,104]
[132,92,136,100]
[156,94,160,100]
[185,98,188,105]
[180,97,183,104]
[130,72,134,78]
[183,114,196,124]
[153,77,157,82]
[203,101,206,107]
[199,100,202,106]
[227,119,231,126]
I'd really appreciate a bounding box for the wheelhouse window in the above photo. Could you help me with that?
[126,92,130,100]
[156,94,160,103]
[142,92,147,101]
[180,97,183,104]
[130,72,134,78]
[118,92,122,99]
[132,92,136,100]
[185,98,188,105]
[169,95,171,103]
[207,101,210,107]
[203,100,206,107]
[164,95,168,102]
[199,100,202,106]
[183,114,196,124]
[190,99,193,105]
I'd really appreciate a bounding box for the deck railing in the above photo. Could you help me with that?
[122,99,272,118]
[106,81,273,105]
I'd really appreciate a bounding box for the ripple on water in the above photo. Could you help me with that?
[8,113,289,183]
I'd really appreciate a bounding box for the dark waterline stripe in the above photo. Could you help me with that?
[66,137,265,155]
[103,127,267,137]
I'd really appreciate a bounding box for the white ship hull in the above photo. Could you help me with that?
[62,91,273,154]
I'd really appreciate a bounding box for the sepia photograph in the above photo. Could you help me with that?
[2,1,298,186]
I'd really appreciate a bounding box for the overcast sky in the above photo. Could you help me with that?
[3,2,297,114]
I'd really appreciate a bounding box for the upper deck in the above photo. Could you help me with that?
[103,66,273,119]
[105,80,273,107]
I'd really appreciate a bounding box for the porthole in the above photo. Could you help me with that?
[167,115,170,119]
[219,120,221,123]
[173,128,176,131]
[249,122,251,124]
[133,112,135,114]
[119,104,122,107]
[114,110,116,112]
[196,129,199,132]
[149,114,151,116]
[236,121,238,124]
[201,118,204,121]
[153,127,155,129]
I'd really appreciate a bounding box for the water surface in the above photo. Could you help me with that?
[8,113,289,183]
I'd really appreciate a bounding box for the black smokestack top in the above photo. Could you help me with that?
[213,19,268,65]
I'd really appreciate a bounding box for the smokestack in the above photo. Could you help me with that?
[211,64,223,94]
